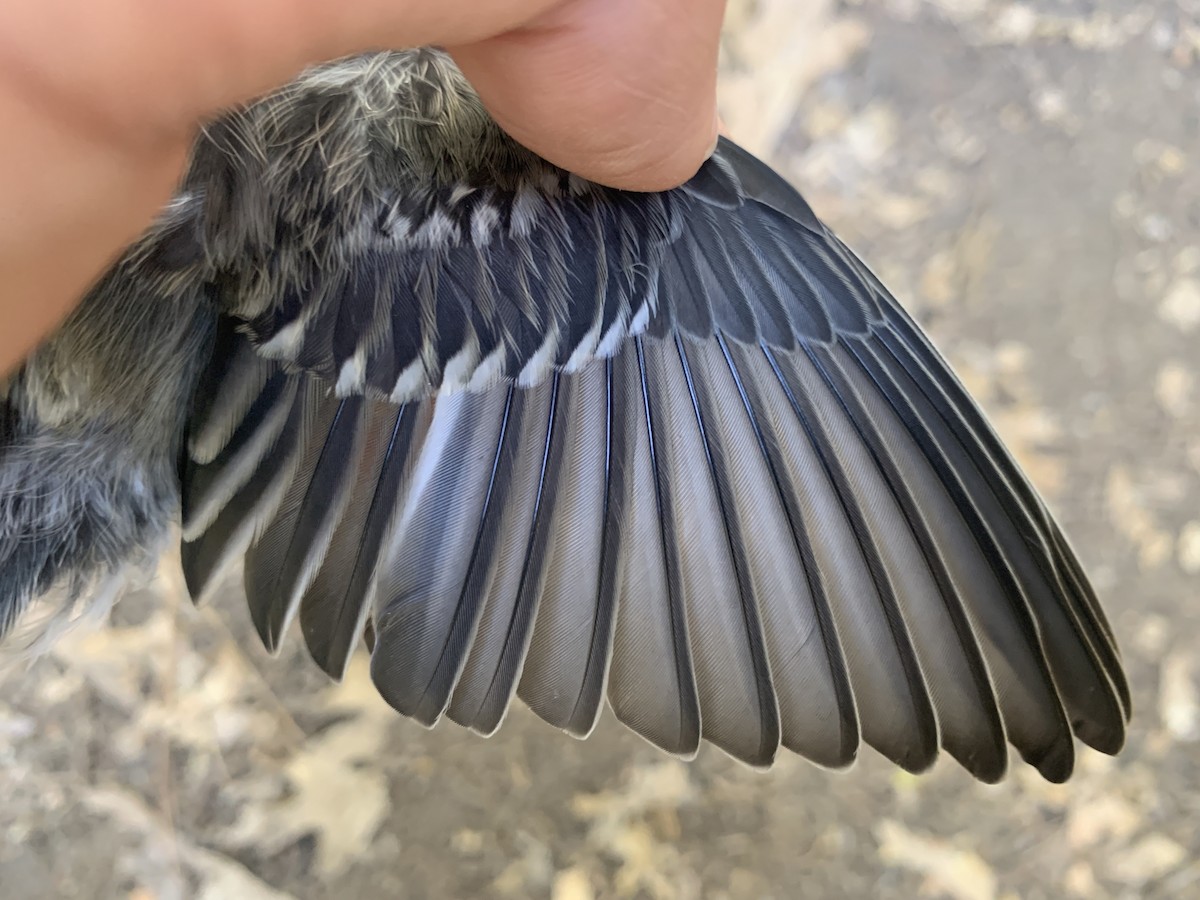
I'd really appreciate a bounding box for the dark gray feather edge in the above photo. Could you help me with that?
[404,385,522,725]
[243,396,366,652]
[446,378,558,728]
[800,341,1009,782]
[759,344,941,773]
[846,335,1106,775]
[672,334,781,766]
[863,328,1127,750]
[843,252,1125,685]
[605,338,702,756]
[180,377,305,604]
[451,373,565,734]
[718,336,860,768]
[875,303,1129,717]
[516,358,625,739]
[299,402,424,679]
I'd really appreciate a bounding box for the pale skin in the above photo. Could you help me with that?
[0,0,726,371]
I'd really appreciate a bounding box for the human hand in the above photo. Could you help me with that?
[0,0,725,370]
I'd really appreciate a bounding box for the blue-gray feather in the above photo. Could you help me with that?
[0,49,1129,785]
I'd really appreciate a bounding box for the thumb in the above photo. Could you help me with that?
[451,0,725,192]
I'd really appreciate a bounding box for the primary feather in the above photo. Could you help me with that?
[0,50,1128,783]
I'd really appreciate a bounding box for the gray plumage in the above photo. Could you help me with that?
[0,49,1129,782]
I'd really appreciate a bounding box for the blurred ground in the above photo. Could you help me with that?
[3,1,1200,897]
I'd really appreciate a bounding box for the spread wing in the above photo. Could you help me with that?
[176,59,1128,782]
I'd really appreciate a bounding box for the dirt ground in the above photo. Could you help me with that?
[3,1,1200,897]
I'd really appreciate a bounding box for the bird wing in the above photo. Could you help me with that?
[177,124,1128,783]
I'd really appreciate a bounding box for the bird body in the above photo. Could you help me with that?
[0,50,1129,782]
